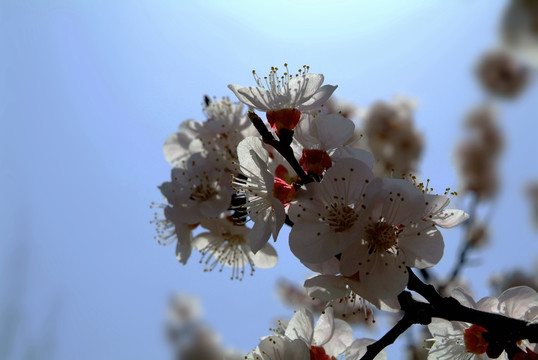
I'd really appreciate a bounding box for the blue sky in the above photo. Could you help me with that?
[1,0,537,359]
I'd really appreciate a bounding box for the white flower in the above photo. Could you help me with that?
[228,65,337,113]
[247,307,353,360]
[233,137,289,253]
[294,113,374,175]
[193,218,277,280]
[288,158,377,264]
[427,288,488,360]
[339,178,444,300]
[162,152,235,224]
[164,98,255,168]
[246,336,310,360]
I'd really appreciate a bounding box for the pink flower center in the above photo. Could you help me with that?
[464,324,488,354]
[272,177,296,204]
[300,149,333,176]
[266,108,302,132]
[309,345,336,360]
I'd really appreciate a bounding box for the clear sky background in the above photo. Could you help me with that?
[1,0,537,359]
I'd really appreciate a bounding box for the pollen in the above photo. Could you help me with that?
[363,221,399,252]
[327,203,358,232]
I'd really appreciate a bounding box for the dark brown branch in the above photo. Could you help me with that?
[247,111,313,185]
[360,269,538,360]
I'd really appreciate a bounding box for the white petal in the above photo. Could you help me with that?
[330,146,375,168]
[250,242,278,269]
[313,307,335,347]
[430,209,469,228]
[237,136,269,177]
[173,222,193,265]
[322,318,354,356]
[249,208,273,253]
[398,226,445,268]
[300,84,338,111]
[314,114,355,150]
[285,308,314,344]
[287,73,325,107]
[228,84,273,112]
[498,286,538,319]
[301,257,341,275]
[304,275,349,301]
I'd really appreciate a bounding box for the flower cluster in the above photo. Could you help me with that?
[154,65,467,304]
[153,65,537,360]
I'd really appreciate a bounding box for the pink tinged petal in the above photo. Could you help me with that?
[498,286,538,319]
[322,318,354,356]
[398,227,445,268]
[304,275,350,301]
[314,114,355,150]
[228,84,274,112]
[300,84,338,111]
[250,242,278,269]
[285,308,314,344]
[313,306,335,347]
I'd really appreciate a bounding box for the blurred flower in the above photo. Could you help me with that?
[475,49,529,98]
[455,104,504,200]
[490,264,538,295]
[166,294,244,360]
[359,98,423,177]
[465,222,490,249]
[276,278,326,313]
[501,0,538,68]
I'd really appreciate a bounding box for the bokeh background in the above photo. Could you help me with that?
[1,0,537,359]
